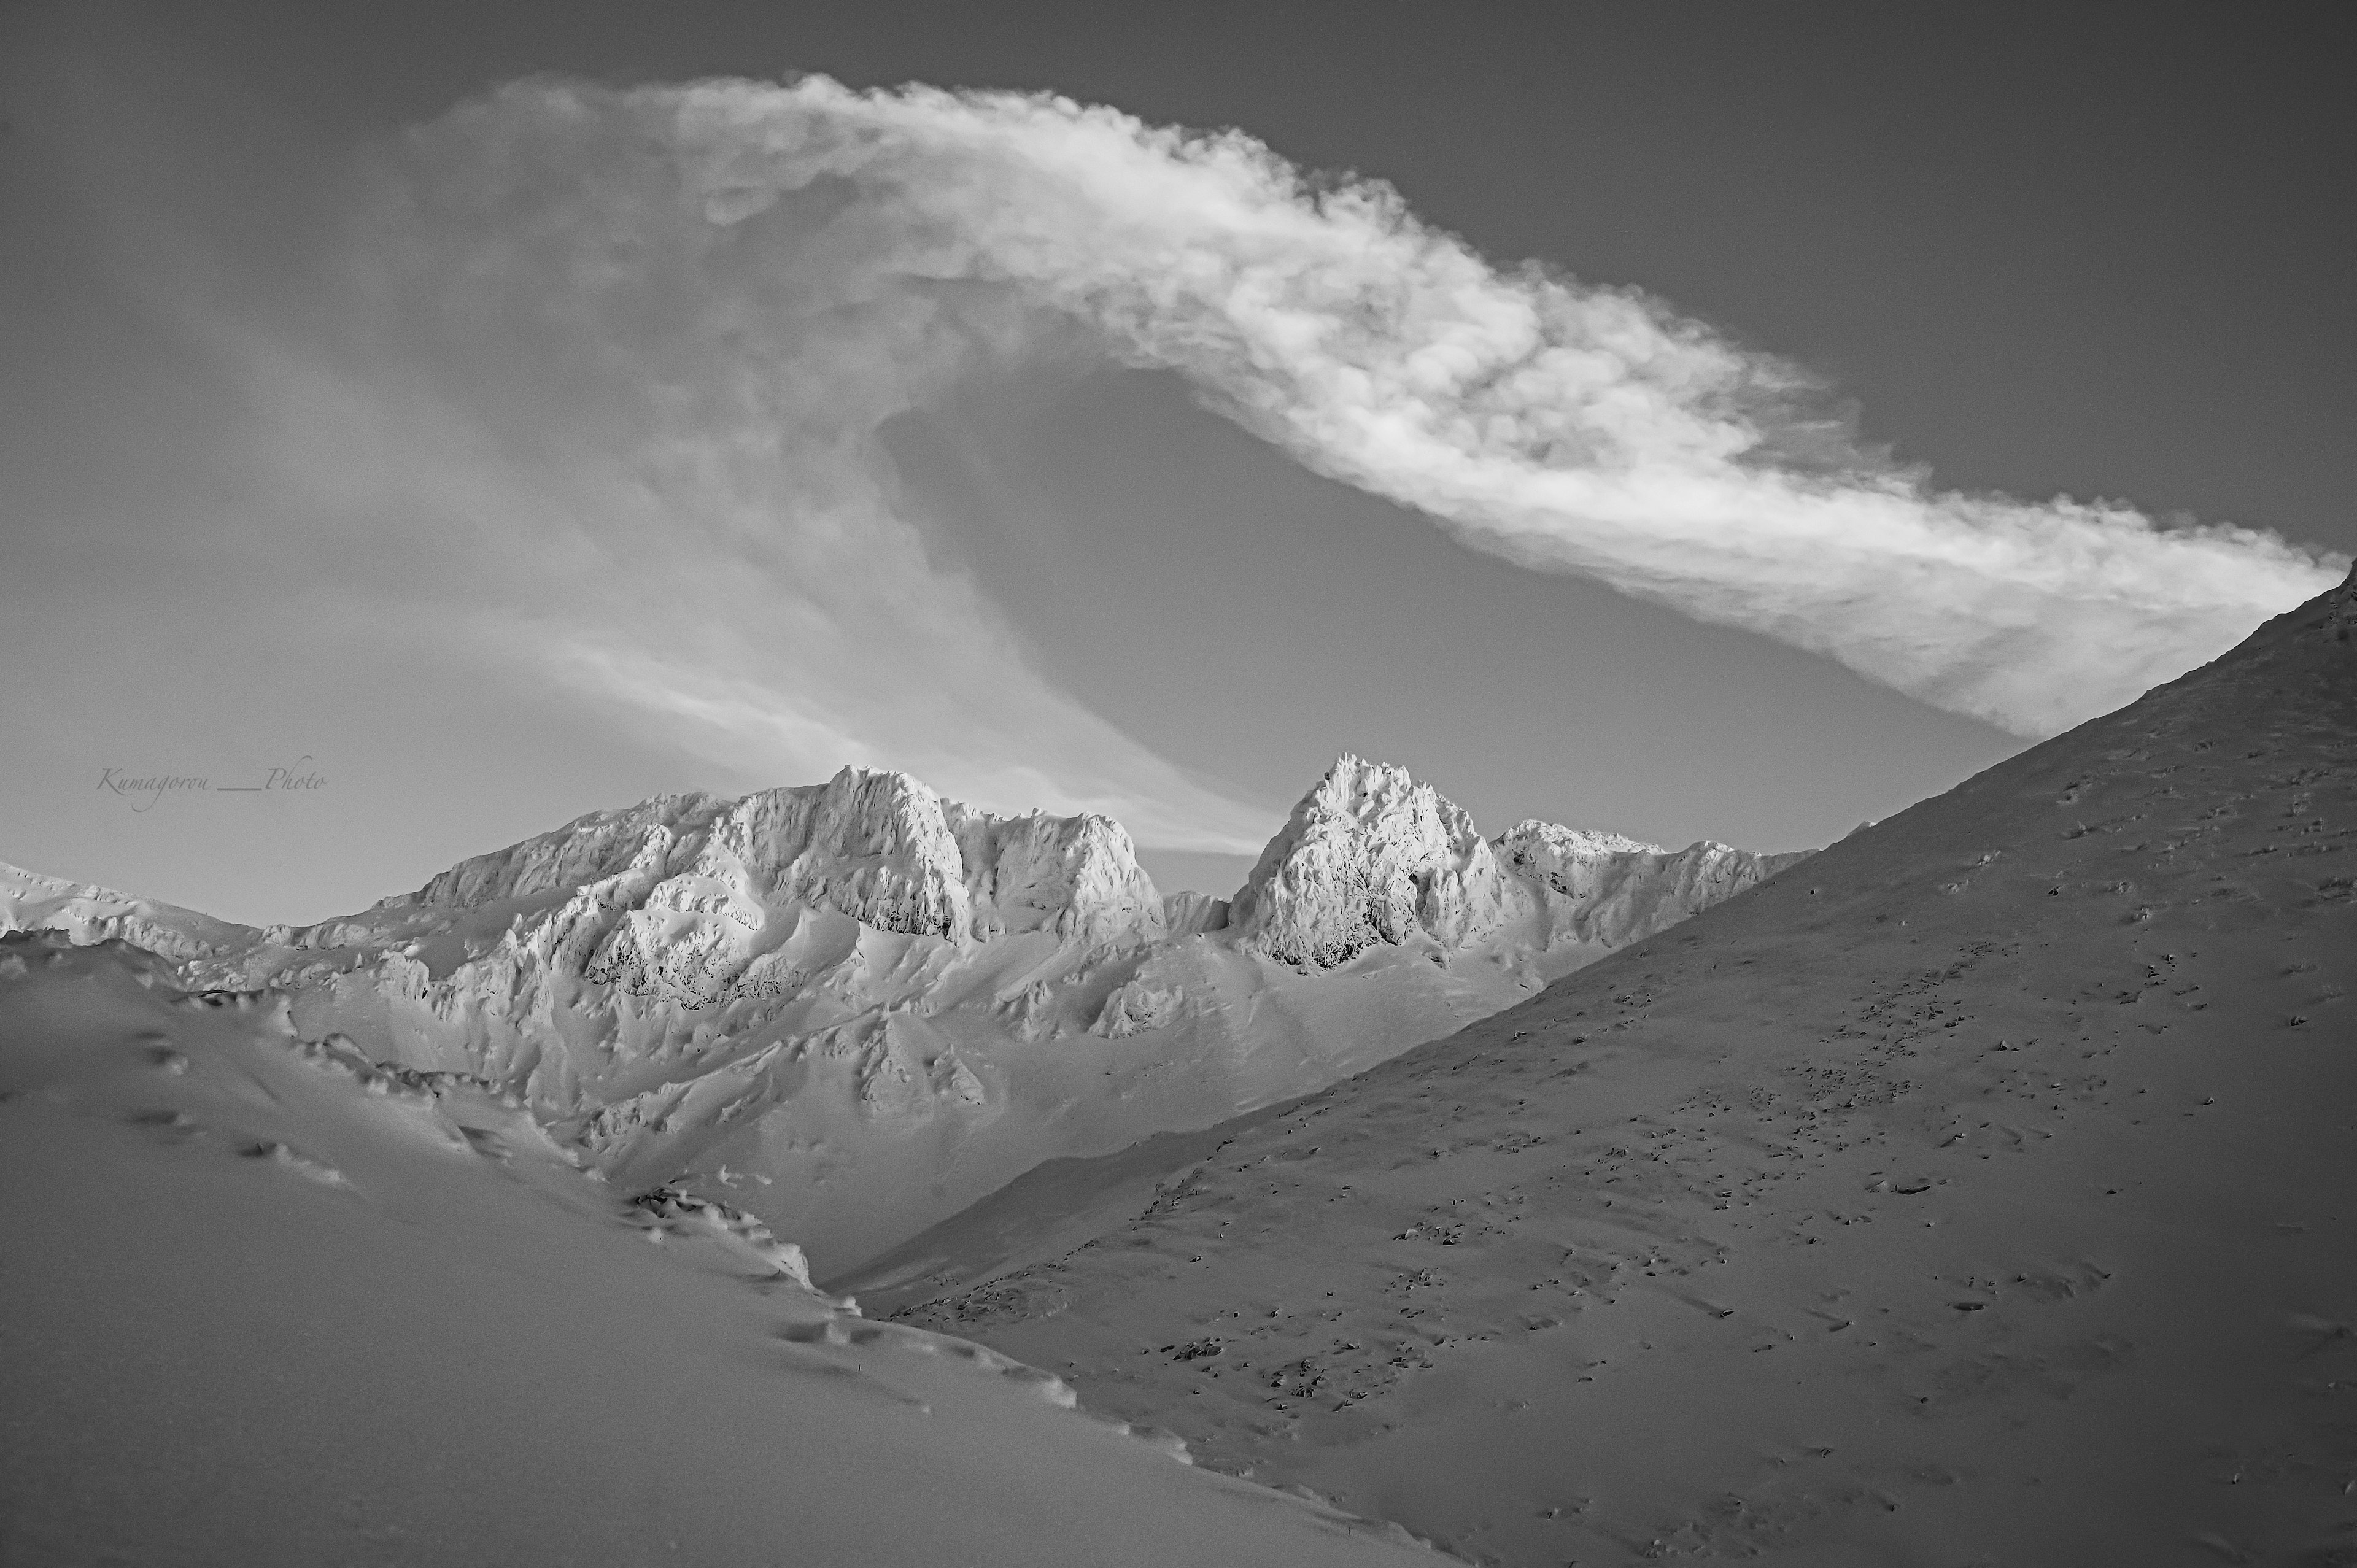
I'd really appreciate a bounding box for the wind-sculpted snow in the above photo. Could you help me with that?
[0,759,1797,1273]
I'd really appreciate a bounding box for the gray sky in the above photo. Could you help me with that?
[3,1,2350,925]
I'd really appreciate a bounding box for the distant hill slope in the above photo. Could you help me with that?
[2,760,1797,1275]
[897,566,2357,1567]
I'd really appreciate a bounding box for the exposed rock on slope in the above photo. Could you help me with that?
[2,761,1800,1273]
[896,568,2357,1568]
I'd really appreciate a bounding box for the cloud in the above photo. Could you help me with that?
[209,71,2344,865]
[174,81,1287,854]
[493,71,2325,739]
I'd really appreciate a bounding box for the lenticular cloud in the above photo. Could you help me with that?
[370,74,2340,750]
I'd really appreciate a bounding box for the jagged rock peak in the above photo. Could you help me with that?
[379,767,1162,944]
[1229,755,1524,968]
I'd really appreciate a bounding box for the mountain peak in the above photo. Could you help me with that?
[1229,759,1805,970]
[1229,759,1517,968]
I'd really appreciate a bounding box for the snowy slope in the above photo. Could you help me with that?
[0,932,1440,1567]
[2,762,1797,1276]
[891,567,2357,1567]
[0,862,264,962]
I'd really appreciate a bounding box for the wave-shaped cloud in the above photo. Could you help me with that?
[643,74,2338,736]
[261,75,2341,846]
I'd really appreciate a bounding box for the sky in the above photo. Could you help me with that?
[1,0,2349,925]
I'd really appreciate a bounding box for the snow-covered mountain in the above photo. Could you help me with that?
[888,566,2357,1567]
[1231,755,1806,967]
[1,759,1802,1273]
[0,863,263,964]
